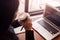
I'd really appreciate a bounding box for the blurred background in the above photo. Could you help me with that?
[17,0,60,15]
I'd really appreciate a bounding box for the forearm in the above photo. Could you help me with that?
[26,30,34,40]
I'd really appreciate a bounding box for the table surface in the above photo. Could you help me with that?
[17,30,60,40]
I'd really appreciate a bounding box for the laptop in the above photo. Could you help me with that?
[32,4,60,40]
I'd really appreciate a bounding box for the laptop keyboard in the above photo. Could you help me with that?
[46,14,60,30]
[38,20,59,35]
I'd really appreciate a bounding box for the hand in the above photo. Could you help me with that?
[23,16,32,30]
[18,12,32,30]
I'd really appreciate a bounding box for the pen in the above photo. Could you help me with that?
[20,26,24,31]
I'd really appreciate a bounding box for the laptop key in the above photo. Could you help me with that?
[38,20,59,35]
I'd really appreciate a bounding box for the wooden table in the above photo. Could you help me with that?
[17,30,60,40]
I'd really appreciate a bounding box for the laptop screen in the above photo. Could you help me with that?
[44,4,60,28]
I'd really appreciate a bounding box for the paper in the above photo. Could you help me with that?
[14,26,25,34]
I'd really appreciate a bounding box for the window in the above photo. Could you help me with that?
[18,0,25,13]
[18,0,60,15]
[28,0,45,12]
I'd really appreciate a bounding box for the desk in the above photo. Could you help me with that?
[16,30,44,40]
[17,30,60,40]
